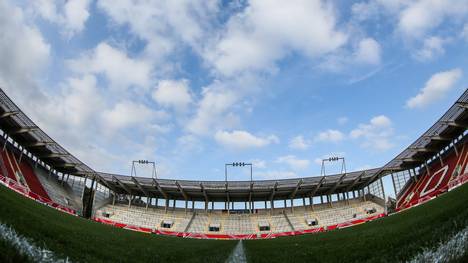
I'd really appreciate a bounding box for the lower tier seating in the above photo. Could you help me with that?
[96,198,384,235]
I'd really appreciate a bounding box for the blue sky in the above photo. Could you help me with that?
[0,0,467,193]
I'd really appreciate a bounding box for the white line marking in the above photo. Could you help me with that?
[0,222,71,263]
[407,225,468,263]
[226,240,247,263]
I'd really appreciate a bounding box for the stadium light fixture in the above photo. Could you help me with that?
[225,162,253,182]
[321,157,347,177]
[131,160,157,179]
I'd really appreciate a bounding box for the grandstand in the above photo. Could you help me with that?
[0,88,467,240]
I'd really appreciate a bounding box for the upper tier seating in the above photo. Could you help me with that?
[0,148,50,200]
[397,142,468,210]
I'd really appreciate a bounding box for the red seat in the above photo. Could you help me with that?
[11,151,50,200]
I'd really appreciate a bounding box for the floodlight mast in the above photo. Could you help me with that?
[131,160,157,179]
[321,157,346,177]
[225,162,253,182]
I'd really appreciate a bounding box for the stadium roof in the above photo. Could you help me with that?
[0,88,467,201]
[382,90,468,171]
[0,90,94,175]
[98,168,382,202]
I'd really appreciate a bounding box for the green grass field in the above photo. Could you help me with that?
[1,183,468,263]
[0,186,237,263]
[244,184,468,262]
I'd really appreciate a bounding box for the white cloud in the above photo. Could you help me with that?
[337,117,349,125]
[276,155,310,171]
[205,0,347,76]
[398,0,468,39]
[186,84,239,135]
[68,42,152,91]
[462,23,468,41]
[174,135,203,154]
[251,159,267,169]
[101,101,168,131]
[288,135,311,150]
[0,2,173,175]
[351,0,408,22]
[32,0,91,37]
[414,36,447,61]
[56,75,104,128]
[350,115,394,151]
[354,38,382,65]
[214,130,279,149]
[406,68,463,109]
[0,0,50,101]
[153,79,193,112]
[97,0,218,61]
[63,0,91,35]
[315,129,345,143]
[351,0,468,62]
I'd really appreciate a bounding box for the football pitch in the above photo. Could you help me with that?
[1,183,468,262]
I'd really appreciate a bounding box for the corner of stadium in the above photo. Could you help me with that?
[0,88,467,262]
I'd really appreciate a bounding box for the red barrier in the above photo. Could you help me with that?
[0,174,76,215]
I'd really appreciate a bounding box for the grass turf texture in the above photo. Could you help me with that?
[244,184,468,263]
[0,185,236,263]
[1,184,468,263]
[0,238,31,263]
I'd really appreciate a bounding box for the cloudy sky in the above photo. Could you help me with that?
[1,0,467,187]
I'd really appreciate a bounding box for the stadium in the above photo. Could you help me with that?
[2,1,468,263]
[0,87,468,263]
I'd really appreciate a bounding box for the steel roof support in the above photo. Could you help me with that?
[53,163,81,168]
[309,176,326,198]
[327,174,346,195]
[95,174,118,193]
[269,182,278,201]
[37,153,70,159]
[113,176,131,195]
[10,126,39,134]
[289,179,303,199]
[249,182,253,213]
[345,171,365,192]
[408,146,440,153]
[422,135,452,141]
[225,182,230,215]
[24,141,56,148]
[132,177,149,197]
[269,181,278,213]
[152,179,168,200]
[175,181,188,201]
[0,111,19,119]
[200,183,209,212]
[439,120,468,128]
